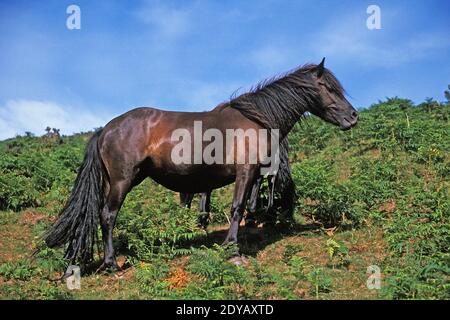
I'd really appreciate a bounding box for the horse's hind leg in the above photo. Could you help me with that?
[197,191,211,229]
[98,179,131,272]
[179,193,194,208]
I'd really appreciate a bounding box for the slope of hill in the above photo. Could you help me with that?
[0,98,448,299]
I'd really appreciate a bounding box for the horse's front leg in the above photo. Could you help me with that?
[224,165,259,245]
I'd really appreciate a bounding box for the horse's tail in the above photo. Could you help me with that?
[44,129,106,265]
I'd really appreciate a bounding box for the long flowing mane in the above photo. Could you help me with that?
[274,137,296,218]
[275,137,293,192]
[227,64,345,137]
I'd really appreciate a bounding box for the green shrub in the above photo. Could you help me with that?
[0,172,38,210]
[0,260,37,281]
[117,180,205,260]
[185,244,252,299]
[307,267,333,298]
[292,159,366,227]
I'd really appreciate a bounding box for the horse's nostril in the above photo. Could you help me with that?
[352,111,357,118]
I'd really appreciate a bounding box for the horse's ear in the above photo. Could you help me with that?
[316,57,325,78]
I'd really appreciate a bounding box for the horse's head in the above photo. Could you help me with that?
[308,58,358,130]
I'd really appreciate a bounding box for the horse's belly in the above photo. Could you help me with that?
[148,168,235,193]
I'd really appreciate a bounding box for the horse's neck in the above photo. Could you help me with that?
[261,86,313,137]
[274,105,306,139]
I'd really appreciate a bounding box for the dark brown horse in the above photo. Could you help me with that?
[44,59,357,271]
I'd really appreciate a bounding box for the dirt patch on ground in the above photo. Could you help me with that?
[0,214,33,263]
[0,210,57,263]
[337,165,352,182]
[379,199,397,214]
[166,266,191,289]
[21,210,52,226]
[368,148,382,159]
[164,256,192,289]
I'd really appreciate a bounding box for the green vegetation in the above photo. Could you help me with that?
[0,98,448,299]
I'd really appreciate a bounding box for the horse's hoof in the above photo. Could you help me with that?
[197,213,210,229]
[228,255,249,267]
[197,221,209,230]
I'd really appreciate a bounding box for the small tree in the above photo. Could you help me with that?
[424,97,438,112]
[445,85,450,103]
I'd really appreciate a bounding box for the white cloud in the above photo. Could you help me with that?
[0,100,110,140]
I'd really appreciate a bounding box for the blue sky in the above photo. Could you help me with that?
[0,0,449,139]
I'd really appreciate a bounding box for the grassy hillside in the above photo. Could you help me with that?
[0,98,448,299]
